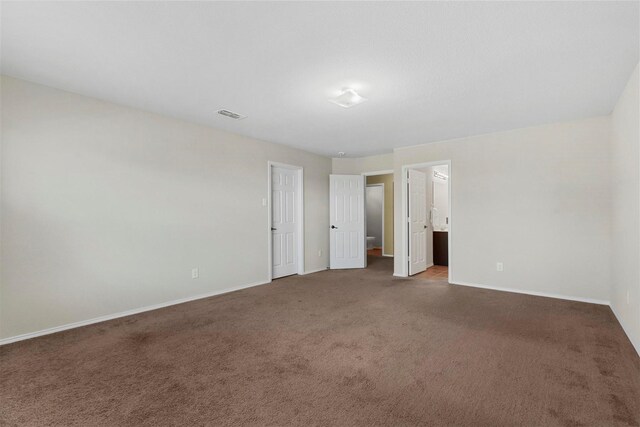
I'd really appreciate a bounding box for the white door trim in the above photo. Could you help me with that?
[267,161,304,280]
[400,160,452,282]
[366,183,384,255]
[362,169,394,177]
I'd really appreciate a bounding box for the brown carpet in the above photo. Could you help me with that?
[1,257,639,426]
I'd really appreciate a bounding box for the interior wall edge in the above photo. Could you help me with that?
[610,303,640,357]
[609,61,640,358]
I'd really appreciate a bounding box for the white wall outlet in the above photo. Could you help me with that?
[496,262,504,272]
[262,198,267,207]
[191,268,199,279]
[318,249,322,257]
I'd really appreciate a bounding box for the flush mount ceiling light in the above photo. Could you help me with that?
[328,88,368,108]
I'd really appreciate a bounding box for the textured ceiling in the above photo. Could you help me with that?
[2,1,638,157]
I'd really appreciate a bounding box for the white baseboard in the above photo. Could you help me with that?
[450,280,610,306]
[2,274,622,349]
[609,303,640,357]
[301,267,328,275]
[393,273,408,278]
[382,253,394,258]
[0,279,271,346]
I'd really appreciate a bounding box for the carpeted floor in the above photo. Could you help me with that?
[1,257,639,426]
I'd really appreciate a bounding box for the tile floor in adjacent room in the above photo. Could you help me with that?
[415,265,449,281]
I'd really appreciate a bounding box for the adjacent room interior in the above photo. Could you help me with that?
[407,163,450,280]
[1,1,639,426]
[365,172,393,259]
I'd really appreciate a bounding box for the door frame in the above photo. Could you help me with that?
[267,161,305,281]
[365,183,385,256]
[400,160,452,282]
[363,169,394,177]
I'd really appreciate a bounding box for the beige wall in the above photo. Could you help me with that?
[393,117,611,303]
[366,174,394,256]
[332,153,393,175]
[0,76,332,340]
[333,117,612,303]
[610,64,640,355]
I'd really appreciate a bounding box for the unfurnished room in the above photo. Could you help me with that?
[1,1,639,426]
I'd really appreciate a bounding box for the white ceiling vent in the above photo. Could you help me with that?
[217,109,246,120]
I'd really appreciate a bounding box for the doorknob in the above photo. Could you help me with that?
[331,225,338,229]
[271,227,277,231]
[424,225,428,229]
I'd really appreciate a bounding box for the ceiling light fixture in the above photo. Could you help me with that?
[329,88,368,108]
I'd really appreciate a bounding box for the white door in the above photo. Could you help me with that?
[408,169,428,275]
[329,174,365,269]
[272,166,298,279]
[425,171,434,268]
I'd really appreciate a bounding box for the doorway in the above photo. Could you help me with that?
[327,171,393,272]
[366,184,384,257]
[401,161,451,281]
[363,171,394,275]
[268,162,304,279]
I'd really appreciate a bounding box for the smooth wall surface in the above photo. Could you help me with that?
[334,117,612,302]
[332,153,393,175]
[610,64,640,354]
[0,76,331,339]
[393,117,611,302]
[365,174,394,256]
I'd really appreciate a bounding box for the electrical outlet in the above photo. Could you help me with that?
[262,198,267,207]
[318,249,323,257]
[496,262,504,272]
[191,268,199,279]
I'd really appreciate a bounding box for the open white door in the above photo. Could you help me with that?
[408,169,428,275]
[330,174,365,269]
[272,166,298,279]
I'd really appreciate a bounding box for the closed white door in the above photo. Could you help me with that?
[408,169,428,275]
[272,166,298,279]
[330,174,365,269]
